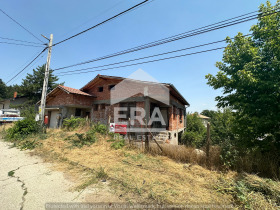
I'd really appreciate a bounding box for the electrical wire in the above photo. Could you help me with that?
[6,47,47,84]
[0,36,45,45]
[53,0,150,47]
[0,8,44,44]
[53,8,279,71]
[0,41,45,48]
[56,0,125,40]
[8,50,47,84]
[56,47,225,76]
[55,34,252,74]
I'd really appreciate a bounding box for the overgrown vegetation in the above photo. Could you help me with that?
[5,118,41,140]
[204,1,280,177]
[65,129,97,148]
[216,174,280,209]
[181,113,206,148]
[63,117,88,131]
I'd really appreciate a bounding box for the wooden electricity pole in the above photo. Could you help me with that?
[39,34,53,125]
[206,122,211,168]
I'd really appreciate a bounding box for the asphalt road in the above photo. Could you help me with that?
[0,139,87,210]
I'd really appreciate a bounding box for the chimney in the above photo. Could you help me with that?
[13,92,17,99]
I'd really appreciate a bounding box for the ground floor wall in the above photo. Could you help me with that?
[46,99,186,145]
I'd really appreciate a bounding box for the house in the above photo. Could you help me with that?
[0,99,10,109]
[0,92,28,110]
[43,74,190,145]
[198,114,210,127]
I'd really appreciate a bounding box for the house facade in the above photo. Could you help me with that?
[0,92,28,110]
[44,75,190,144]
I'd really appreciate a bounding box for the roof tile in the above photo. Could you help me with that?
[59,85,94,97]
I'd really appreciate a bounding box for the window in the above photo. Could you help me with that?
[173,107,176,120]
[94,104,98,111]
[101,104,105,110]
[108,84,115,90]
[98,86,103,92]
[75,108,82,117]
[179,109,183,123]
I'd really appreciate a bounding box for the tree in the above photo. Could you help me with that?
[19,65,61,104]
[0,79,8,100]
[206,1,280,149]
[201,109,236,145]
[200,109,216,119]
[182,113,206,147]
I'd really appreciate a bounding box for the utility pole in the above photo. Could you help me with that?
[206,122,211,168]
[39,34,53,125]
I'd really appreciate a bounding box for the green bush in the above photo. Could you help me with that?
[182,131,205,148]
[6,118,41,140]
[182,113,206,148]
[220,140,239,169]
[66,129,97,148]
[63,117,87,131]
[111,138,125,150]
[93,123,108,134]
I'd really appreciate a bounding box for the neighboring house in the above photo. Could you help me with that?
[43,74,190,144]
[0,99,10,109]
[198,114,210,127]
[0,92,28,110]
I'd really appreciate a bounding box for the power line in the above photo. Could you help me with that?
[0,36,45,45]
[0,8,44,44]
[56,47,225,76]
[53,8,280,71]
[56,0,125,40]
[6,49,46,79]
[53,0,150,47]
[55,34,251,75]
[0,41,45,48]
[6,47,47,84]
[55,35,246,74]
[7,50,47,84]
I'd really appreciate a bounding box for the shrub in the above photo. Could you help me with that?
[93,123,108,134]
[6,118,41,140]
[66,129,97,148]
[220,140,239,169]
[18,139,41,150]
[182,131,205,148]
[63,117,87,131]
[182,113,206,148]
[111,136,125,150]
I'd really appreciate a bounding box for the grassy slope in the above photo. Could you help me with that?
[3,126,280,209]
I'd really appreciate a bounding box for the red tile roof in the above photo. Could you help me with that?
[58,85,94,97]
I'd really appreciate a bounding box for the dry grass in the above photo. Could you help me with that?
[30,128,280,208]
[149,144,222,170]
[33,129,233,205]
[0,123,14,133]
[215,173,280,209]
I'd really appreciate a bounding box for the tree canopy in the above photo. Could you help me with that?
[19,64,61,104]
[206,1,280,147]
[0,79,8,100]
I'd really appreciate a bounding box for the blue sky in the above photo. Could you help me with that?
[0,0,277,112]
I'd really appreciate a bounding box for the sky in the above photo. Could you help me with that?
[0,0,277,112]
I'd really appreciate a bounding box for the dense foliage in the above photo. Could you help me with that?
[6,118,41,140]
[63,117,88,130]
[0,79,8,100]
[182,113,206,147]
[19,65,61,104]
[205,1,280,150]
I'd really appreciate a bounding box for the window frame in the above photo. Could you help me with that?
[98,86,103,92]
